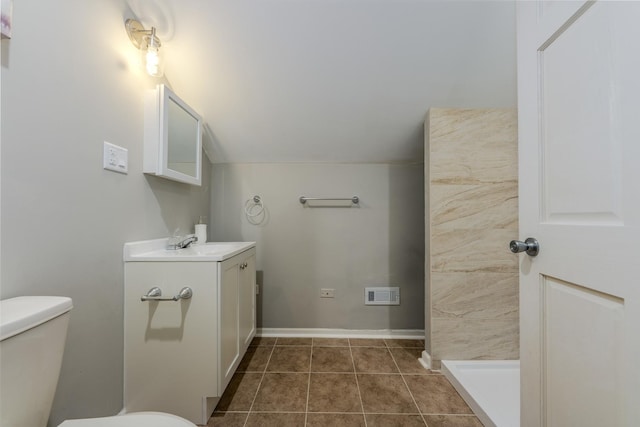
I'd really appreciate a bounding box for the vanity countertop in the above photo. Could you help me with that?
[124,238,256,262]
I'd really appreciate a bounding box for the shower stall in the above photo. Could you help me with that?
[423,108,519,427]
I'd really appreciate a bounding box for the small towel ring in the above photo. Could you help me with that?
[244,195,265,218]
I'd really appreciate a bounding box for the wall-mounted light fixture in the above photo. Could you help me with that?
[125,19,164,78]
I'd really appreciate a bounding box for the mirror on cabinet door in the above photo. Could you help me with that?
[144,84,203,186]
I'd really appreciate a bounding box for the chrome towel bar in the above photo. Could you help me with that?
[299,195,359,205]
[141,286,193,302]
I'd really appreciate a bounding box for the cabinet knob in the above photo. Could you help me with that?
[239,262,248,269]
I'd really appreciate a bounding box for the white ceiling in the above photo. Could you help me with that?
[128,0,516,164]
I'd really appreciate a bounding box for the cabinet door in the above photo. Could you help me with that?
[219,258,239,392]
[124,262,218,425]
[239,250,256,352]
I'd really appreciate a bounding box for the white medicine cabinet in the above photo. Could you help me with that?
[144,84,202,186]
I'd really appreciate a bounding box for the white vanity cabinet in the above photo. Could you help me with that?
[123,241,256,426]
[218,248,256,393]
[239,251,257,349]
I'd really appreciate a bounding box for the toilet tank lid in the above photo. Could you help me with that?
[0,296,73,341]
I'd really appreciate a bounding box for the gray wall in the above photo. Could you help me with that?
[210,163,425,330]
[1,1,210,425]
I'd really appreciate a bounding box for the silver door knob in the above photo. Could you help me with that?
[509,238,539,257]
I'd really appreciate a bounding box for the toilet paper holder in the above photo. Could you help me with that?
[141,286,193,302]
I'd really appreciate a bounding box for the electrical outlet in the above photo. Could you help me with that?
[320,288,335,298]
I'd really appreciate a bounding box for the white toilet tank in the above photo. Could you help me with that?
[0,296,73,427]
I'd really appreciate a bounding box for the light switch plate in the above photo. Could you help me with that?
[103,141,128,174]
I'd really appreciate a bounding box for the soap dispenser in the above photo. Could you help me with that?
[195,216,207,245]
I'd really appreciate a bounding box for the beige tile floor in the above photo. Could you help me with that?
[208,337,482,426]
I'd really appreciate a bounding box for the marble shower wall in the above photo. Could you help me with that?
[425,108,519,368]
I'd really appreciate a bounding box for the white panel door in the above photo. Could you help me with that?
[517,2,640,426]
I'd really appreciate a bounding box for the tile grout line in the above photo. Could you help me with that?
[218,410,476,415]
[256,370,435,375]
[241,341,277,427]
[387,344,430,427]
[304,340,314,426]
[348,338,369,427]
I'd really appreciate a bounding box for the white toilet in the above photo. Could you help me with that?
[0,296,196,427]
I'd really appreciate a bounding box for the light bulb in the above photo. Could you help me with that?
[143,28,164,78]
[146,45,161,77]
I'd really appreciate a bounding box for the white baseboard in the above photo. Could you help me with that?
[257,327,425,339]
[419,350,432,370]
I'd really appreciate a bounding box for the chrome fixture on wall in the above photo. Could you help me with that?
[125,19,164,77]
[299,195,360,205]
[245,195,267,225]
